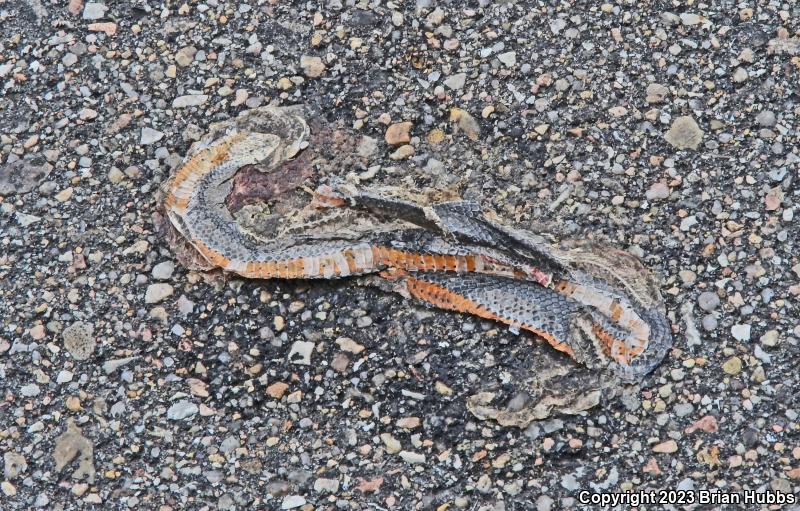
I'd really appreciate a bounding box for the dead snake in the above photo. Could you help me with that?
[163,106,672,388]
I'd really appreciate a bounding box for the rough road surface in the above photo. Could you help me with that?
[1,1,798,510]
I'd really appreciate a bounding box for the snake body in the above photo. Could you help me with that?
[164,106,671,383]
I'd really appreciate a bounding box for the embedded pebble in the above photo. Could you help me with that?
[679,215,698,231]
[3,453,27,480]
[313,478,339,493]
[176,295,195,315]
[399,451,426,464]
[760,330,779,347]
[497,51,517,67]
[664,116,704,150]
[167,400,199,420]
[731,324,751,342]
[389,144,415,160]
[82,2,107,20]
[67,0,83,15]
[0,159,53,196]
[450,108,481,140]
[702,315,718,331]
[755,110,776,127]
[140,127,164,145]
[560,473,579,491]
[732,67,748,83]
[288,341,314,365]
[62,322,96,360]
[380,433,402,454]
[537,495,554,511]
[723,357,743,375]
[56,370,74,383]
[300,55,325,78]
[385,122,413,145]
[20,384,40,397]
[645,181,670,200]
[680,13,703,26]
[653,440,678,453]
[151,261,175,280]
[145,283,173,304]
[172,95,209,108]
[356,136,378,158]
[102,356,137,375]
[53,420,95,483]
[444,72,467,90]
[335,337,364,353]
[1,481,15,497]
[281,495,306,509]
[697,291,720,312]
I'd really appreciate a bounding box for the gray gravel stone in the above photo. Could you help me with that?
[755,110,776,127]
[679,13,703,25]
[0,158,53,196]
[3,453,27,480]
[140,127,164,145]
[313,478,340,493]
[20,384,40,397]
[497,51,517,67]
[151,261,175,280]
[56,370,73,383]
[665,116,704,150]
[82,2,107,20]
[281,495,306,510]
[145,283,173,304]
[176,295,195,315]
[754,345,771,364]
[560,473,579,491]
[645,181,670,200]
[679,215,698,231]
[167,400,198,420]
[220,436,239,454]
[288,341,314,365]
[300,55,325,78]
[444,73,466,90]
[697,291,720,312]
[62,53,78,67]
[217,494,235,510]
[536,495,554,511]
[702,315,718,331]
[399,451,426,464]
[731,324,752,342]
[62,322,96,360]
[173,95,209,108]
[102,357,137,375]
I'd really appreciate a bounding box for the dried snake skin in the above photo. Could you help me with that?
[163,106,672,423]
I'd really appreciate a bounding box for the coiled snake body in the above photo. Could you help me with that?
[164,106,672,420]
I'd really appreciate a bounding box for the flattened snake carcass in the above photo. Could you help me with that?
[162,106,672,422]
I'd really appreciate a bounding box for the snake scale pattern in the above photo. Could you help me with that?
[163,106,672,420]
